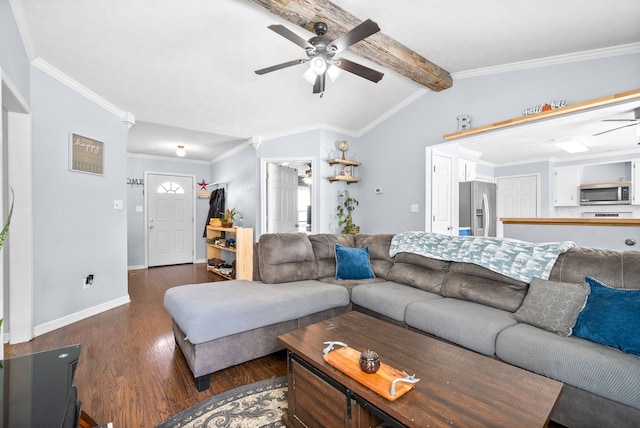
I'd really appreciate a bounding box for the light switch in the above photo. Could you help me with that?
[410,204,419,213]
[114,200,123,210]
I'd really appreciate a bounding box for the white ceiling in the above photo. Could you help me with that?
[14,0,640,162]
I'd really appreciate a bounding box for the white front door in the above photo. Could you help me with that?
[267,163,298,233]
[431,153,453,235]
[146,173,195,267]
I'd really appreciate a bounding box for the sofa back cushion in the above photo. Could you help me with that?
[355,234,395,279]
[549,247,640,289]
[258,233,317,283]
[388,252,450,294]
[441,262,529,312]
[309,234,356,278]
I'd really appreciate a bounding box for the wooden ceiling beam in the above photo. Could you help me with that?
[247,0,453,92]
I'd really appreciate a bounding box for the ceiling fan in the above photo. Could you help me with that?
[255,19,384,96]
[593,107,640,136]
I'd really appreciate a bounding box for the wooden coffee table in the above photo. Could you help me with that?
[278,311,563,428]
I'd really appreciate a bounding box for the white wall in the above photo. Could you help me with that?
[356,53,640,233]
[126,154,212,268]
[30,66,129,330]
[241,128,357,237]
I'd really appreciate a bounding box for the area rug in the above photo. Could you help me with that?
[157,376,287,428]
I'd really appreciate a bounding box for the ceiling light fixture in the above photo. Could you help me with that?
[176,145,186,157]
[327,64,343,82]
[309,55,327,75]
[555,139,588,154]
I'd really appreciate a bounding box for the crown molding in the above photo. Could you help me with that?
[356,88,429,136]
[452,43,640,80]
[31,58,135,127]
[210,141,252,163]
[127,152,211,165]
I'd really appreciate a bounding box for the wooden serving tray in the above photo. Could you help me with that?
[323,346,416,401]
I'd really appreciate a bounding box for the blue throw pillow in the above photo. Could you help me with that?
[335,244,375,280]
[573,276,640,356]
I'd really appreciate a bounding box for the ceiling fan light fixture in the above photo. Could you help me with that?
[555,139,588,154]
[310,56,327,75]
[302,68,317,85]
[327,64,343,82]
[176,145,186,157]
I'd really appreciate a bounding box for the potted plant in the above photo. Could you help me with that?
[337,192,359,234]
[220,208,236,228]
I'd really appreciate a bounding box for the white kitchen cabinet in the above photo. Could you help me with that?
[554,166,581,206]
[458,159,477,182]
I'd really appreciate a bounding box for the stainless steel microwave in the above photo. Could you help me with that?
[579,182,631,205]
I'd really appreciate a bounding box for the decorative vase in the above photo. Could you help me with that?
[348,226,360,234]
[359,349,380,374]
[221,221,233,228]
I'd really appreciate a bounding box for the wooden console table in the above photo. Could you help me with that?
[278,312,563,428]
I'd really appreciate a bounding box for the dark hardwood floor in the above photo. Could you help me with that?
[4,263,287,427]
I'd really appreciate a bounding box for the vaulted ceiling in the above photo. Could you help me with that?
[13,0,640,162]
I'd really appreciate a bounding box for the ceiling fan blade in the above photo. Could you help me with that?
[267,24,313,50]
[313,73,326,94]
[331,19,380,52]
[255,59,307,75]
[593,122,640,136]
[335,58,384,83]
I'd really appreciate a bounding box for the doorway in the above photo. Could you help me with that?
[2,78,33,346]
[145,172,195,267]
[431,151,454,235]
[260,157,316,236]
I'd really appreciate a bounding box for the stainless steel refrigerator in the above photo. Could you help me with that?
[459,181,497,237]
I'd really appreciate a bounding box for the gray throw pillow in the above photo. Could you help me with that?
[514,277,589,336]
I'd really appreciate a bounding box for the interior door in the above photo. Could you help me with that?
[431,153,453,235]
[267,163,298,232]
[147,173,194,267]
[497,175,538,217]
[496,175,538,236]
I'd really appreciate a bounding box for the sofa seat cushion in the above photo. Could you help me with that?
[405,298,517,355]
[496,323,640,410]
[351,282,441,322]
[164,280,350,345]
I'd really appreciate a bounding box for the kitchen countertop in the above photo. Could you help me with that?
[501,218,640,227]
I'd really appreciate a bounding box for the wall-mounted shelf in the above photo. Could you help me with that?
[328,158,361,166]
[327,158,362,184]
[443,88,640,141]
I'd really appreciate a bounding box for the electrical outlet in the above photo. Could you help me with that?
[83,274,94,289]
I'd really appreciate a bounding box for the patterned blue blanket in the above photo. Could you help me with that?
[389,232,575,283]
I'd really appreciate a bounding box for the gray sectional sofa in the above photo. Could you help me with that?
[164,232,640,427]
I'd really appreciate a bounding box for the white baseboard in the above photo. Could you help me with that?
[32,295,131,338]
[128,265,146,270]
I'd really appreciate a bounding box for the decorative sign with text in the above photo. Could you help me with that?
[70,133,104,175]
[523,99,567,116]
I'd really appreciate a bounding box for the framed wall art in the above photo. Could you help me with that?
[69,133,104,175]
